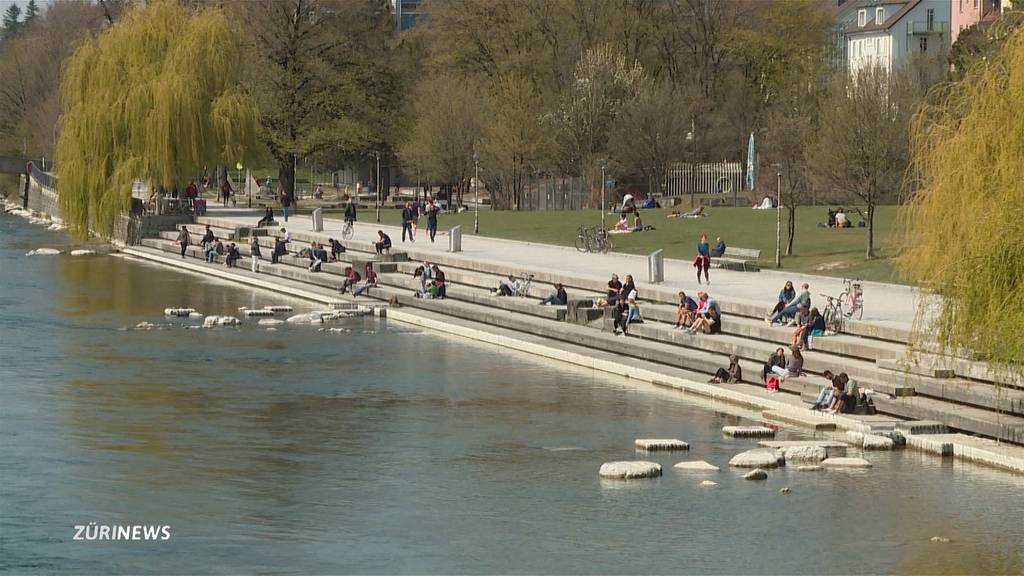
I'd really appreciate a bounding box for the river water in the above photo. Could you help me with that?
[0,213,1021,575]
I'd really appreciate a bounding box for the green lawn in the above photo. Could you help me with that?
[303,205,904,284]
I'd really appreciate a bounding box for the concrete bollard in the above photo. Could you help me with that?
[312,208,323,232]
[648,249,664,283]
[449,225,462,253]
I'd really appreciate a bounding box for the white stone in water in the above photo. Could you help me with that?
[845,431,865,445]
[795,465,823,472]
[25,248,60,256]
[673,460,719,472]
[70,249,95,256]
[264,305,293,312]
[722,425,776,438]
[134,322,155,330]
[783,445,828,462]
[203,315,240,328]
[822,457,872,468]
[164,308,196,317]
[862,434,896,451]
[243,309,275,317]
[258,318,284,326]
[598,461,662,479]
[327,327,348,333]
[287,312,320,323]
[188,312,204,319]
[930,536,950,543]
[699,480,718,487]
[265,327,278,332]
[48,223,64,231]
[635,438,689,451]
[729,448,785,468]
[779,487,792,494]
[744,468,768,480]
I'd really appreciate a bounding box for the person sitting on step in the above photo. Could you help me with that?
[339,266,361,294]
[674,290,698,329]
[687,291,721,334]
[308,241,324,272]
[352,263,378,297]
[538,283,568,306]
[612,298,630,336]
[328,238,345,261]
[710,354,743,384]
[224,243,241,268]
[375,230,392,255]
[810,370,837,411]
[257,207,274,227]
[760,347,786,385]
[205,238,223,263]
[770,346,804,380]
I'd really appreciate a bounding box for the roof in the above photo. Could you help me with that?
[844,0,922,34]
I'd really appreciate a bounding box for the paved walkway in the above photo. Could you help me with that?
[206,207,928,329]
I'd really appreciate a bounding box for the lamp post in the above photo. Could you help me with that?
[375,152,381,223]
[473,150,480,234]
[775,171,782,269]
[600,160,607,230]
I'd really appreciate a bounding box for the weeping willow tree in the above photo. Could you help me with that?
[899,29,1024,375]
[57,0,257,238]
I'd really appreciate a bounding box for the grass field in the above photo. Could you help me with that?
[299,204,904,283]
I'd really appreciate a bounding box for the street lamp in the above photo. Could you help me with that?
[775,171,782,268]
[600,159,607,230]
[375,152,381,223]
[473,150,480,234]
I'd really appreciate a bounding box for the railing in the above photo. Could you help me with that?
[664,162,744,196]
[906,20,949,35]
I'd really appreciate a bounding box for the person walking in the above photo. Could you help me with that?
[280,190,292,222]
[220,178,233,206]
[694,233,711,284]
[401,201,415,243]
[250,235,262,273]
[425,198,439,243]
[344,196,357,224]
[176,226,190,258]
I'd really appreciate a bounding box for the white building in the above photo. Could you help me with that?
[844,0,950,75]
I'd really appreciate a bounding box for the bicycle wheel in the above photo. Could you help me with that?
[342,222,354,240]
[602,234,613,253]
[854,297,864,320]
[575,235,588,252]
[824,306,843,334]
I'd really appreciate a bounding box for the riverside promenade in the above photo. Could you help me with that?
[105,203,1024,474]
[204,207,924,329]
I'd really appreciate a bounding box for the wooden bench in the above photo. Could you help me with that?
[712,247,761,272]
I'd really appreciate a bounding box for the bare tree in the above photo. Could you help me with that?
[807,66,920,258]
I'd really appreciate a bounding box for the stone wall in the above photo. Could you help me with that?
[17,174,191,246]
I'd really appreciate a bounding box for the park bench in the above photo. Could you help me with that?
[712,246,761,272]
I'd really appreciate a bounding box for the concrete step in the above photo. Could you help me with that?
[871,394,1024,445]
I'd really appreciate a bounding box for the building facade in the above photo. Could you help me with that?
[392,0,423,32]
[844,0,950,75]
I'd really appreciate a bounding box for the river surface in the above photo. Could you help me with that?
[0,213,1022,575]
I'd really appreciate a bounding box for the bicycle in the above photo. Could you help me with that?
[341,219,354,240]
[819,293,844,334]
[573,226,613,254]
[839,278,864,320]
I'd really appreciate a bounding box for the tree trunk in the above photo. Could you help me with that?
[865,203,875,259]
[279,155,295,203]
[786,203,796,256]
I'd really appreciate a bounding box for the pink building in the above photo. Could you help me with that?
[951,0,1002,44]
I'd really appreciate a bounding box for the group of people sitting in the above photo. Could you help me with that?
[810,370,860,414]
[338,262,378,297]
[824,207,862,228]
[765,281,826,348]
[760,345,805,389]
[610,212,655,234]
[412,262,447,299]
[672,289,722,334]
[592,273,642,336]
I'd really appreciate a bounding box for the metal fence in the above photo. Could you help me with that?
[664,162,744,196]
[517,175,589,211]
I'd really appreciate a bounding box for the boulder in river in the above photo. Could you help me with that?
[783,445,828,462]
[203,315,241,328]
[70,249,95,256]
[673,460,719,472]
[822,457,872,469]
[743,468,768,481]
[729,448,785,468]
[598,461,662,479]
[25,248,60,256]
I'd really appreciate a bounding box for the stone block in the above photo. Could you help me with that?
[783,445,828,462]
[822,457,872,468]
[673,461,719,472]
[635,438,689,451]
[722,425,776,438]
[862,434,896,451]
[895,420,949,435]
[729,448,785,468]
[599,461,662,479]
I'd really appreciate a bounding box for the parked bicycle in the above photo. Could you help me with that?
[574,225,613,254]
[819,278,864,334]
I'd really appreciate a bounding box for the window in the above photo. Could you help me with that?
[858,9,866,27]
[875,7,884,24]
[875,38,881,55]
[920,37,928,53]
[927,8,935,30]
[959,0,963,13]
